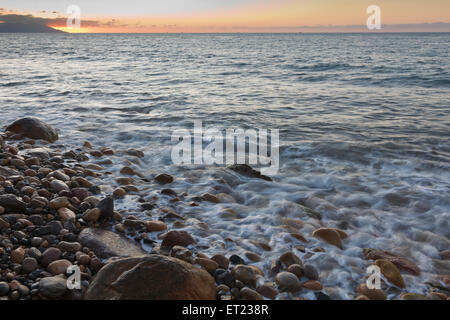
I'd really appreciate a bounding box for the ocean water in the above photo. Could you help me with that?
[1,33,449,299]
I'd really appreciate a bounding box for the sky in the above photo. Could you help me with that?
[0,0,449,33]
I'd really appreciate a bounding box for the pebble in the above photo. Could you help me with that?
[275,272,302,292]
[113,187,127,198]
[57,241,82,253]
[161,230,196,248]
[39,276,67,299]
[375,259,405,288]
[41,247,62,267]
[0,282,9,296]
[229,254,245,265]
[50,180,70,193]
[170,246,194,263]
[245,251,262,262]
[240,287,264,300]
[49,197,70,209]
[57,208,76,222]
[155,174,174,184]
[357,284,386,300]
[303,264,319,280]
[279,251,302,267]
[47,259,72,275]
[211,254,229,270]
[22,257,38,273]
[232,265,257,288]
[256,283,279,300]
[287,264,304,278]
[312,227,344,249]
[146,220,167,232]
[28,247,42,260]
[195,257,219,273]
[302,280,323,291]
[83,208,101,222]
[11,247,25,263]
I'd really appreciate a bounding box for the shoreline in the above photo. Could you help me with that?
[0,118,448,300]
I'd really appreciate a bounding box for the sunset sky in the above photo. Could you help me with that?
[1,0,449,33]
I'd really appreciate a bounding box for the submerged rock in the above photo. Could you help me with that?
[85,255,216,300]
[6,117,58,143]
[375,259,405,288]
[363,248,421,275]
[228,164,272,182]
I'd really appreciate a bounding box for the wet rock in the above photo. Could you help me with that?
[57,208,76,222]
[287,264,304,278]
[195,257,219,273]
[229,254,245,265]
[228,164,272,182]
[211,254,229,270]
[145,220,167,232]
[57,241,82,253]
[78,228,146,259]
[240,287,264,300]
[170,246,194,263]
[400,293,428,300]
[6,118,58,143]
[161,230,196,248]
[256,283,279,300]
[302,280,323,291]
[375,259,405,288]
[201,193,220,203]
[50,180,70,193]
[39,276,67,299]
[96,196,114,221]
[275,272,302,292]
[363,248,421,275]
[232,265,257,288]
[0,282,10,296]
[155,174,174,185]
[245,251,261,262]
[279,251,302,267]
[357,283,386,300]
[312,228,343,249]
[85,255,216,300]
[0,194,27,213]
[49,197,70,209]
[303,264,319,280]
[82,208,101,222]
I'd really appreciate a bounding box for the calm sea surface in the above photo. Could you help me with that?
[1,33,449,298]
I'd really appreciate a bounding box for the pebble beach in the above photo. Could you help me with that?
[0,117,448,301]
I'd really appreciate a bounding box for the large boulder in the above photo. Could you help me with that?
[6,117,58,143]
[85,255,216,300]
[78,228,146,259]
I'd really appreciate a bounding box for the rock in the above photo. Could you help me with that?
[49,197,70,209]
[229,254,245,265]
[0,282,10,296]
[50,180,70,193]
[240,287,264,300]
[312,228,343,249]
[161,230,196,248]
[113,188,127,198]
[57,241,82,253]
[303,264,319,280]
[195,258,219,273]
[57,208,76,222]
[39,276,67,299]
[11,247,25,263]
[48,259,72,275]
[22,257,38,273]
[155,174,174,185]
[232,265,257,288]
[256,283,279,300]
[363,248,421,275]
[357,284,386,300]
[279,251,302,267]
[275,272,302,292]
[28,247,42,260]
[6,118,58,142]
[41,247,62,267]
[440,250,450,260]
[287,264,304,278]
[0,194,27,213]
[70,188,90,201]
[170,246,194,263]
[400,293,428,300]
[145,220,167,232]
[228,164,272,181]
[245,251,261,262]
[78,228,146,259]
[0,166,21,178]
[96,196,114,221]
[83,208,101,222]
[85,255,215,300]
[0,217,9,229]
[302,280,323,291]
[211,254,229,270]
[375,259,405,288]
[201,193,220,203]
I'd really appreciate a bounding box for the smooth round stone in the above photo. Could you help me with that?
[39,276,67,299]
[22,257,38,273]
[30,237,43,247]
[28,247,42,260]
[0,282,10,296]
[303,264,319,280]
[240,287,264,300]
[275,272,302,292]
[47,259,72,275]
[287,264,304,278]
[232,265,257,288]
[41,247,62,267]
[211,254,230,270]
[18,284,30,296]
